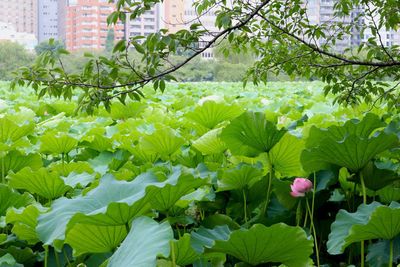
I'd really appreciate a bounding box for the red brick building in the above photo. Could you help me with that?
[65,0,124,50]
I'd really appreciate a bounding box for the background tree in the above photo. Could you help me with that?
[0,41,35,80]
[105,29,115,53]
[12,0,400,112]
[34,39,65,55]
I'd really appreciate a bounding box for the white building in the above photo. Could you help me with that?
[0,22,38,50]
[38,0,59,42]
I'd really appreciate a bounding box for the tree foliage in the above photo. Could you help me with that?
[12,0,400,112]
[0,41,34,81]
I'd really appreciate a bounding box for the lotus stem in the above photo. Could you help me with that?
[44,245,49,267]
[54,248,61,267]
[389,239,394,267]
[306,199,320,267]
[1,156,4,184]
[243,189,248,223]
[262,169,273,216]
[170,240,177,267]
[359,172,367,267]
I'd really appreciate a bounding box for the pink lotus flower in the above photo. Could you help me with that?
[290,178,313,197]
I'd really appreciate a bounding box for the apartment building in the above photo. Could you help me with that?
[159,0,218,58]
[125,4,160,38]
[161,0,185,33]
[64,0,125,50]
[37,0,59,42]
[0,0,38,36]
[0,21,37,50]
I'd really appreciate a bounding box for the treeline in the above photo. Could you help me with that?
[0,40,289,82]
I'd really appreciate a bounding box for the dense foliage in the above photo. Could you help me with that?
[12,0,400,112]
[0,41,35,81]
[0,81,399,266]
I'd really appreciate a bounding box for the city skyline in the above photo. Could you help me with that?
[1,0,399,54]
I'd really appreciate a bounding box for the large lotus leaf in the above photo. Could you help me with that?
[268,133,306,178]
[80,133,113,152]
[192,128,227,155]
[186,101,243,129]
[0,151,42,178]
[147,167,208,212]
[211,223,313,266]
[378,183,400,204]
[40,132,78,155]
[172,234,200,266]
[0,184,34,216]
[6,205,42,245]
[361,161,400,191]
[141,127,184,159]
[37,168,203,249]
[109,101,146,120]
[0,254,23,267]
[108,217,173,267]
[305,113,386,148]
[217,164,264,191]
[65,224,127,256]
[8,167,70,200]
[366,237,400,267]
[0,117,34,144]
[191,225,231,253]
[301,132,398,173]
[36,172,156,248]
[221,111,286,157]
[327,201,400,255]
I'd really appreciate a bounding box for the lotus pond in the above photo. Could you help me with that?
[0,81,399,266]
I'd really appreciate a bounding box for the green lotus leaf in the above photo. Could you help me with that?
[0,117,34,144]
[6,205,42,245]
[65,224,127,256]
[62,172,96,188]
[192,128,226,155]
[186,101,243,129]
[366,237,400,267]
[305,113,386,148]
[49,161,94,177]
[361,161,400,191]
[36,172,156,248]
[191,225,231,253]
[0,151,42,178]
[212,223,313,266]
[302,132,398,173]
[217,164,264,191]
[221,111,286,157]
[8,167,70,200]
[327,201,400,255]
[37,167,205,250]
[378,183,400,204]
[109,101,146,120]
[171,234,201,266]
[141,126,184,160]
[80,133,113,152]
[147,166,208,212]
[0,184,34,216]
[268,133,306,177]
[108,217,173,267]
[40,132,78,155]
[0,254,23,267]
[302,114,398,172]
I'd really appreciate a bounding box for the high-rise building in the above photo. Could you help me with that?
[0,22,37,50]
[161,0,185,33]
[160,0,217,59]
[125,4,160,38]
[64,0,125,50]
[0,0,38,36]
[38,0,59,42]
